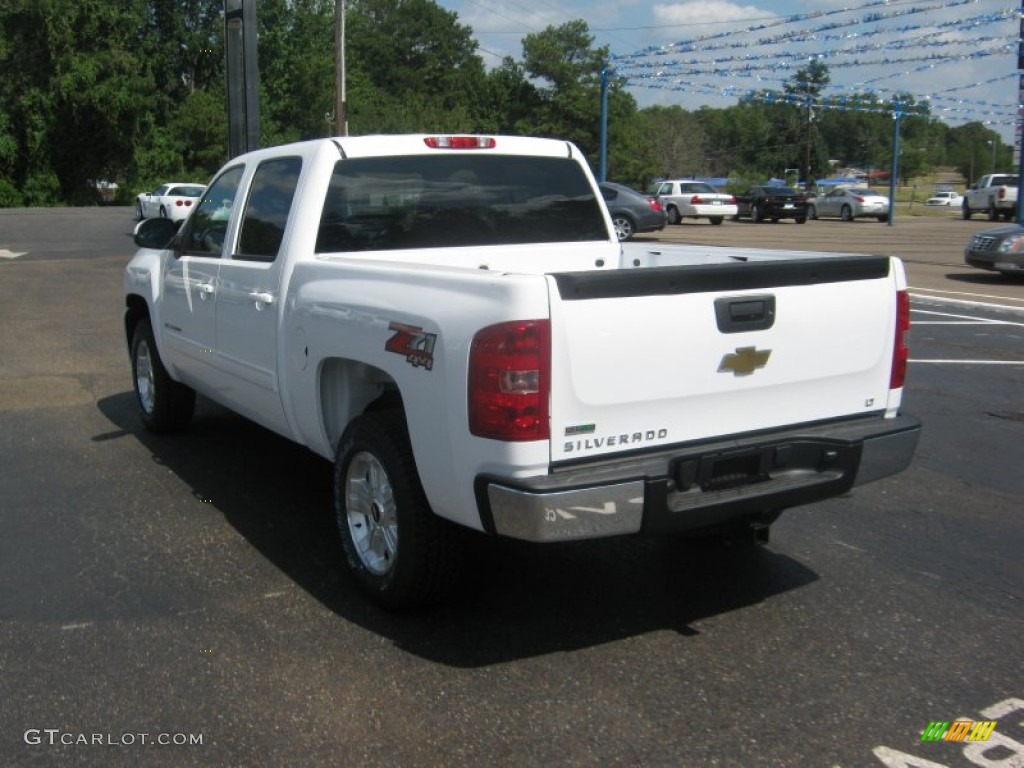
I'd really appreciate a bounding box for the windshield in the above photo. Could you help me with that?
[316,155,606,252]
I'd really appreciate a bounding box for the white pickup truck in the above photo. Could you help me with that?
[125,134,920,609]
[962,173,1019,221]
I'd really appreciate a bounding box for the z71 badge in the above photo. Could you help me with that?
[385,322,437,370]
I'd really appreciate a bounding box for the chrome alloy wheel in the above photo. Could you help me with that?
[135,338,156,414]
[345,451,399,575]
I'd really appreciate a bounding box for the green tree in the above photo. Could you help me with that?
[346,0,486,133]
[1,0,155,204]
[518,19,639,179]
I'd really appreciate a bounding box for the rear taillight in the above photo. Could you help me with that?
[176,199,183,206]
[853,196,865,203]
[890,289,910,389]
[998,188,1006,200]
[690,195,702,204]
[648,197,663,212]
[468,320,550,441]
[424,136,496,149]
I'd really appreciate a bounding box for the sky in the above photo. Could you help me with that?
[434,0,1021,146]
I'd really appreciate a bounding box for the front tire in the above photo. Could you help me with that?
[334,411,463,610]
[807,204,817,220]
[135,202,144,221]
[130,318,195,432]
[611,214,635,241]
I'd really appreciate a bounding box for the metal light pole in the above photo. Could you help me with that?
[599,66,610,182]
[887,99,901,226]
[1017,0,1024,222]
[334,0,347,136]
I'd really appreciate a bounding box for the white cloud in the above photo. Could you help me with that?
[651,0,775,27]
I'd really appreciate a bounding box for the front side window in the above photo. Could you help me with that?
[179,166,244,256]
[316,154,606,253]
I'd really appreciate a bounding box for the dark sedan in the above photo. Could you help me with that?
[600,182,667,241]
[733,185,808,224]
[965,223,1024,278]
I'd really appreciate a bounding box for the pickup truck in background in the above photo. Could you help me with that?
[125,134,920,609]
[962,173,1019,221]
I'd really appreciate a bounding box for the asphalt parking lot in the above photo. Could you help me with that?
[1,208,1021,767]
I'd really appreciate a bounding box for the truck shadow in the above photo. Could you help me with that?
[97,391,820,668]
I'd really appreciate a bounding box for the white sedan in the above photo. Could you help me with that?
[648,179,737,225]
[808,187,890,222]
[924,191,964,207]
[135,182,206,222]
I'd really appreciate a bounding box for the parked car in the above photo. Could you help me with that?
[648,179,737,225]
[924,190,963,207]
[136,182,206,222]
[733,185,808,223]
[965,223,1024,278]
[599,182,666,241]
[808,187,890,222]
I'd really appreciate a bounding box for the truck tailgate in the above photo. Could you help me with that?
[547,256,898,462]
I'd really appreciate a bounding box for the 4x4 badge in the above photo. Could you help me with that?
[718,346,771,376]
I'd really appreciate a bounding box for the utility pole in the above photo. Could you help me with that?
[333,0,347,136]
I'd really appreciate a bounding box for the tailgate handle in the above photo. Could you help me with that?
[715,294,775,333]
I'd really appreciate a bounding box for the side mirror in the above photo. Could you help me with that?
[133,217,180,250]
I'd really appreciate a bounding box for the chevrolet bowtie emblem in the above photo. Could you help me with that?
[718,346,771,376]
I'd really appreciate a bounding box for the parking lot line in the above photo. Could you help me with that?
[911,308,1024,327]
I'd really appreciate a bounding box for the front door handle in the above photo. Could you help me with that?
[197,282,215,300]
[248,291,275,310]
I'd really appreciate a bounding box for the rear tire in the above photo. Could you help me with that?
[130,318,195,432]
[710,216,724,225]
[962,201,972,220]
[334,411,463,610]
[752,204,764,223]
[840,204,853,222]
[807,204,817,220]
[988,202,999,222]
[667,206,681,225]
[795,217,807,224]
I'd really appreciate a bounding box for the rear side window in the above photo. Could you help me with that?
[316,154,606,253]
[237,156,303,262]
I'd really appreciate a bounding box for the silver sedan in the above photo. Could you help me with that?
[808,187,890,222]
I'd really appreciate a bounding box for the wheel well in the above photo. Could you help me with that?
[124,294,150,350]
[319,357,403,451]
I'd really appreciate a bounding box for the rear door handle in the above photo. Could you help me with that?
[248,291,275,310]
